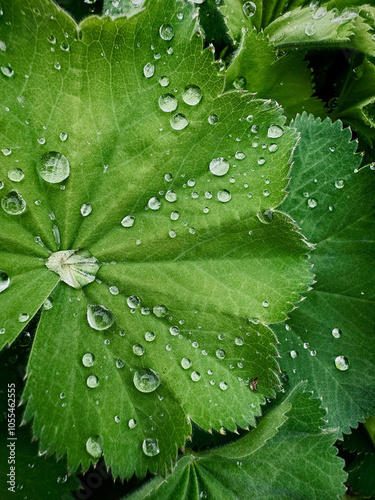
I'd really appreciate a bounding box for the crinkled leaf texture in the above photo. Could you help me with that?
[127,383,346,500]
[274,113,375,436]
[0,0,310,478]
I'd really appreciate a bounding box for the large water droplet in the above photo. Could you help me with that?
[8,168,24,182]
[18,313,29,323]
[0,270,10,292]
[209,157,229,176]
[86,436,102,457]
[46,248,100,289]
[191,371,201,382]
[127,295,140,309]
[335,355,349,371]
[148,197,161,210]
[153,305,168,317]
[87,304,115,330]
[290,350,298,358]
[133,344,145,356]
[307,198,318,208]
[332,328,341,339]
[133,368,161,393]
[145,331,155,342]
[267,124,284,138]
[217,189,231,203]
[182,85,202,106]
[181,357,192,369]
[304,22,316,36]
[143,62,155,78]
[86,375,99,388]
[312,6,327,19]
[82,353,95,367]
[165,190,177,202]
[37,151,70,183]
[243,1,256,17]
[121,215,135,227]
[159,93,178,112]
[219,381,228,391]
[142,438,160,457]
[1,191,26,215]
[170,113,189,130]
[159,24,174,41]
[208,114,219,125]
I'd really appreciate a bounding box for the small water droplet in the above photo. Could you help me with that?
[235,151,246,160]
[235,337,244,346]
[209,157,229,176]
[182,85,202,106]
[80,203,92,217]
[304,22,316,36]
[86,436,102,457]
[1,148,12,156]
[170,210,180,220]
[127,295,140,308]
[217,189,231,202]
[170,113,189,130]
[208,114,219,125]
[312,6,327,19]
[116,359,124,369]
[165,190,177,202]
[191,371,201,382]
[18,313,29,323]
[87,304,115,330]
[243,1,256,17]
[332,328,341,339]
[148,197,161,210]
[1,65,14,77]
[181,357,192,369]
[128,418,137,429]
[262,300,269,308]
[159,76,170,87]
[8,168,24,182]
[335,179,344,189]
[54,62,61,70]
[86,375,99,388]
[37,137,46,145]
[170,325,180,336]
[233,76,246,90]
[145,331,155,342]
[1,191,26,215]
[159,24,174,41]
[159,93,178,112]
[219,381,228,391]
[0,41,6,52]
[153,305,168,317]
[82,353,95,367]
[216,348,225,359]
[308,198,318,208]
[133,368,161,393]
[133,344,145,356]
[267,124,284,138]
[37,151,70,183]
[335,355,349,371]
[290,350,298,358]
[47,35,56,44]
[0,270,10,292]
[121,215,135,227]
[143,62,155,78]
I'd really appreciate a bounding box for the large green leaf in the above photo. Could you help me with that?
[127,383,346,499]
[0,0,311,478]
[274,113,375,436]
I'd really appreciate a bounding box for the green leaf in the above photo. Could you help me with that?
[225,29,325,119]
[0,0,311,478]
[103,0,146,18]
[347,453,375,498]
[274,113,375,436]
[127,383,346,500]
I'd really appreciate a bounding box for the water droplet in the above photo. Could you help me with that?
[335,179,344,189]
[145,331,155,342]
[159,76,169,87]
[37,151,70,183]
[170,113,189,130]
[235,151,246,160]
[192,341,199,348]
[87,304,115,330]
[0,41,6,52]
[233,76,246,90]
[8,168,24,182]
[116,359,124,369]
[54,62,61,70]
[307,198,318,208]
[332,328,341,339]
[57,474,68,484]
[219,381,228,391]
[267,124,284,138]
[235,337,244,346]
[109,286,119,295]
[208,114,219,125]
[1,65,14,77]
[121,215,135,228]
[209,157,229,176]
[80,203,92,217]
[1,148,11,156]
[182,85,202,106]
[133,344,145,356]
[159,24,174,41]
[86,375,99,388]
[191,371,201,382]
[153,305,168,317]
[312,6,327,19]
[158,93,178,112]
[243,1,256,17]
[60,43,69,51]
[0,271,10,292]
[143,62,155,78]
[216,348,225,359]
[181,357,192,369]
[170,210,180,220]
[262,300,269,308]
[170,325,180,336]
[82,353,95,367]
[165,190,177,202]
[127,295,140,308]
[148,197,161,210]
[335,355,349,371]
[217,189,231,202]
[304,22,316,36]
[37,137,46,145]
[18,313,29,323]
[86,436,102,457]
[128,418,137,429]
[114,415,120,423]
[133,368,161,393]
[268,143,278,153]
[1,191,26,215]
[47,35,56,44]
[290,350,298,358]
[263,189,270,197]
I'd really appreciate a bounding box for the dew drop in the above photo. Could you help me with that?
[243,1,256,17]
[235,151,246,160]
[159,24,174,41]
[335,355,349,371]
[290,350,298,359]
[80,203,92,217]
[159,76,169,87]
[86,375,99,388]
[304,23,316,36]
[208,114,219,125]
[262,300,269,308]
[128,418,137,429]
[267,124,284,138]
[170,325,180,336]
[143,62,155,78]
[233,76,246,90]
[182,85,202,106]
[127,295,140,309]
[307,198,318,208]
[216,348,225,360]
[133,368,161,393]
[209,157,229,176]
[191,371,201,382]
[235,337,244,346]
[0,41,6,52]
[268,143,278,153]
[114,415,120,423]
[109,286,119,295]
[116,359,124,369]
[18,313,29,323]
[121,215,135,227]
[181,357,192,369]
[1,148,11,156]
[0,270,10,292]
[1,65,14,77]
[59,132,68,141]
[170,211,179,220]
[87,304,115,330]
[142,438,160,457]
[1,191,26,215]
[153,305,168,317]
[145,331,155,342]
[312,6,327,19]
[133,344,145,356]
[165,190,177,202]
[219,381,228,391]
[148,197,161,210]
[86,436,102,457]
[37,151,70,183]
[158,93,178,112]
[217,189,231,202]
[332,328,341,339]
[335,179,344,189]
[82,353,95,367]
[170,113,189,130]
[8,168,24,182]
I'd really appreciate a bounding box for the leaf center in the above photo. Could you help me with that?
[45,249,100,289]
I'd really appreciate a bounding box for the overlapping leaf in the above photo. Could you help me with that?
[127,384,346,500]
[0,0,311,478]
[274,113,375,436]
